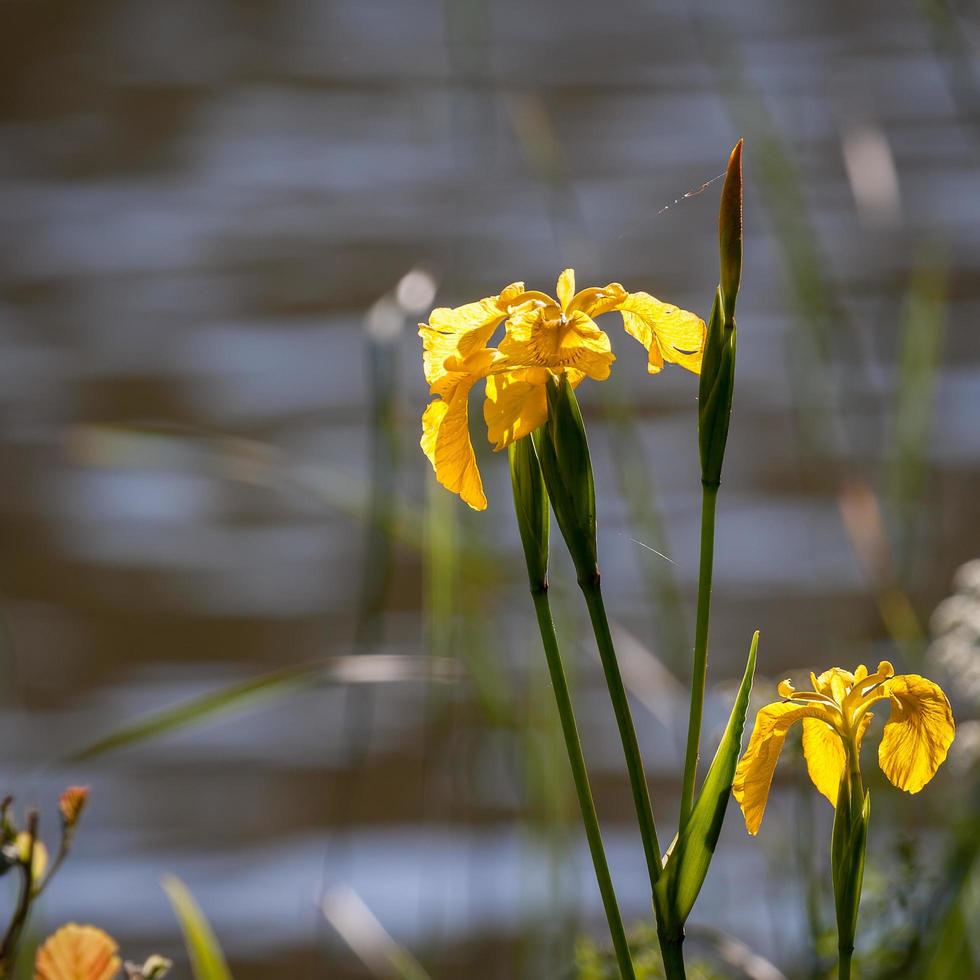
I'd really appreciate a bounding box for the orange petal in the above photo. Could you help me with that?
[34,924,121,980]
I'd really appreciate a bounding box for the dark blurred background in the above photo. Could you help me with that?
[2,1,980,977]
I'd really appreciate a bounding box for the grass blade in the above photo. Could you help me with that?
[69,655,458,762]
[162,875,232,980]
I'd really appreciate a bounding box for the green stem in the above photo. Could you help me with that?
[579,579,663,891]
[679,483,719,829]
[838,945,853,980]
[530,587,636,980]
[659,934,687,980]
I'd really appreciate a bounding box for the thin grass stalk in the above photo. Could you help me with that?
[678,483,719,828]
[530,586,636,980]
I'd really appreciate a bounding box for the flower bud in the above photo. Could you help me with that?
[508,436,550,593]
[699,141,743,488]
[59,786,90,829]
[534,374,598,586]
[15,831,48,883]
[719,139,743,326]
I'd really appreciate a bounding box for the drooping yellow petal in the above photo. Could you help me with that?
[34,924,121,980]
[499,306,615,381]
[615,291,705,375]
[876,674,955,793]
[419,282,523,385]
[733,702,828,834]
[421,378,486,511]
[556,269,576,311]
[801,713,871,807]
[483,369,550,451]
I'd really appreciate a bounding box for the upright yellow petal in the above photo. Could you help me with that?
[801,713,871,807]
[421,378,486,511]
[499,307,615,381]
[556,269,576,311]
[483,369,550,451]
[615,291,705,375]
[35,924,121,980]
[733,702,826,834]
[877,674,955,793]
[813,667,855,703]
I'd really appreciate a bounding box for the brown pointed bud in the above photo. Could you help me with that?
[719,139,743,326]
[59,786,90,829]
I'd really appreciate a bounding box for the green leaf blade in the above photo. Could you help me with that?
[162,874,233,980]
[656,630,758,927]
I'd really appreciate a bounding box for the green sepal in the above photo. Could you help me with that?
[534,374,598,585]
[655,630,758,929]
[508,436,550,591]
[699,140,743,488]
[697,288,736,487]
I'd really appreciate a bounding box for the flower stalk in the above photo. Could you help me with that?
[535,376,664,894]
[509,436,636,980]
[679,140,743,830]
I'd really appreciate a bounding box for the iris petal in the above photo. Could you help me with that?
[615,291,706,375]
[556,269,576,310]
[421,376,487,511]
[35,924,122,980]
[733,701,828,834]
[802,713,871,806]
[877,674,955,793]
[483,369,550,451]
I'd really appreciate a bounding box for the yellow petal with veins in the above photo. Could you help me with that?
[615,291,705,375]
[802,713,871,806]
[556,269,576,311]
[733,702,829,834]
[877,674,955,793]
[421,377,486,511]
[483,369,550,452]
[34,924,121,980]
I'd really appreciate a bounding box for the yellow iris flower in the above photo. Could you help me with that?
[733,661,955,835]
[419,269,705,510]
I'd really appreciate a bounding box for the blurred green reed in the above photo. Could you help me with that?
[162,876,232,980]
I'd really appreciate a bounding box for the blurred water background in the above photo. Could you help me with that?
[2,1,980,977]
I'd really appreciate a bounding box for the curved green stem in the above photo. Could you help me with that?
[530,587,636,980]
[579,578,663,891]
[679,483,719,829]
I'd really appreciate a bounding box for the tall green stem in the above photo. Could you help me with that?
[579,579,663,892]
[838,946,853,980]
[529,587,636,980]
[679,483,719,828]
